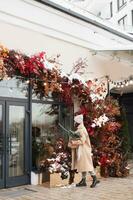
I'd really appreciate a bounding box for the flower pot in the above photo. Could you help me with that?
[31,171,42,185]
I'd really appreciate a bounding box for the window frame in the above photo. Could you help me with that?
[117,0,127,11]
[118,14,127,28]
[110,1,113,18]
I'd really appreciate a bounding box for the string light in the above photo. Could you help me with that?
[107,76,133,88]
[1,74,133,90]
[26,80,30,84]
[129,80,133,85]
[125,82,129,86]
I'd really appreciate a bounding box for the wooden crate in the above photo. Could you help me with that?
[41,172,69,188]
[50,173,69,188]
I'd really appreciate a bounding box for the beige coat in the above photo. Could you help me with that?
[71,123,94,172]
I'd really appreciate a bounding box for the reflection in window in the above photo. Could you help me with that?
[32,103,60,169]
[32,103,59,141]
[59,105,73,139]
[32,92,54,102]
[32,103,72,170]
[0,78,28,99]
[9,106,25,177]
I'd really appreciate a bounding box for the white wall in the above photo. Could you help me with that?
[0,19,132,84]
[0,20,106,78]
[0,0,132,87]
[0,0,132,51]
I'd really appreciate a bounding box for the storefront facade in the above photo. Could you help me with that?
[0,0,133,189]
[0,78,72,188]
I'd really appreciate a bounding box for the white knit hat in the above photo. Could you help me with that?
[74,114,83,124]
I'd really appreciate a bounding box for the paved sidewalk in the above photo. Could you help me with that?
[0,175,133,200]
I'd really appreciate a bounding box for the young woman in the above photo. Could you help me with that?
[69,114,100,188]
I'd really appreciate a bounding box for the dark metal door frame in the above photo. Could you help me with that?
[0,98,30,188]
[0,100,5,188]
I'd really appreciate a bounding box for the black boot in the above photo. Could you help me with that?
[69,170,75,185]
[90,175,100,188]
[76,178,87,187]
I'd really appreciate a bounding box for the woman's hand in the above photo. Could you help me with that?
[71,140,82,145]
[68,139,81,148]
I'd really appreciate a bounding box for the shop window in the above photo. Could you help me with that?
[32,102,73,171]
[117,0,127,11]
[32,92,54,102]
[0,78,28,99]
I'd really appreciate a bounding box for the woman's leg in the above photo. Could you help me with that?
[69,170,76,184]
[76,172,87,187]
[82,171,87,180]
[89,171,100,188]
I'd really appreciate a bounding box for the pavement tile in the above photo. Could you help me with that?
[0,176,133,200]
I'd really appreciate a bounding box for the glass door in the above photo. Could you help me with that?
[0,100,30,188]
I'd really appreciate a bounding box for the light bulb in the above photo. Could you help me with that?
[26,80,30,84]
[129,80,133,85]
[125,82,129,86]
